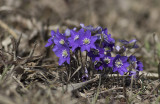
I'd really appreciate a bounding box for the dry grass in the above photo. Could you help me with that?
[0,0,160,104]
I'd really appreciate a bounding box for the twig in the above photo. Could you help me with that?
[107,72,159,79]
[144,82,160,100]
[69,66,82,81]
[0,64,9,82]
[80,87,123,98]
[150,82,160,94]
[11,37,17,61]
[75,50,80,66]
[80,50,84,68]
[11,34,22,61]
[99,87,123,94]
[91,75,101,104]
[57,74,99,92]
[130,75,134,97]
[16,33,22,50]
[0,19,18,39]
[17,42,38,65]
[123,77,127,98]
[12,76,28,92]
[29,41,37,58]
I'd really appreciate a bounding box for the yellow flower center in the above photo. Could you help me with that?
[104,47,109,51]
[93,49,99,55]
[83,38,90,45]
[59,39,65,45]
[115,59,123,68]
[104,57,110,64]
[62,49,68,57]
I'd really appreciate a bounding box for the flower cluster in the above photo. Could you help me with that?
[45,23,143,77]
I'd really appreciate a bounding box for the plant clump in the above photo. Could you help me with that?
[45,23,143,82]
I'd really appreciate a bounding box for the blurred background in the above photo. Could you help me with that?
[0,0,160,72]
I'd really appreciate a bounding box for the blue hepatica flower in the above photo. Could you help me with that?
[103,42,114,52]
[68,28,84,51]
[102,28,115,44]
[129,55,143,71]
[80,23,102,32]
[45,30,55,47]
[129,71,137,77]
[119,39,138,48]
[102,55,114,68]
[114,45,126,54]
[113,55,130,75]
[94,61,103,70]
[87,44,105,62]
[53,44,70,65]
[82,67,89,81]
[80,30,97,52]
[54,29,67,46]
[136,61,143,71]
[97,28,115,51]
[65,28,71,36]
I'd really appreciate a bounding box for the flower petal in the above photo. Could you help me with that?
[118,70,124,75]
[58,58,66,65]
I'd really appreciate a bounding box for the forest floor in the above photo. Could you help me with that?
[0,0,160,104]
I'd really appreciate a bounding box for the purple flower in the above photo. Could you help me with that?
[82,67,89,81]
[80,23,102,32]
[68,29,84,51]
[114,45,126,54]
[119,39,136,44]
[45,30,55,47]
[65,28,71,36]
[101,55,114,68]
[113,55,129,75]
[88,44,105,62]
[96,28,115,51]
[65,28,78,37]
[94,61,103,70]
[82,75,88,81]
[136,61,143,71]
[54,29,67,46]
[73,27,77,31]
[129,55,137,62]
[102,42,114,52]
[129,55,143,71]
[53,45,70,65]
[102,28,115,44]
[129,71,137,77]
[119,39,138,48]
[80,30,97,52]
